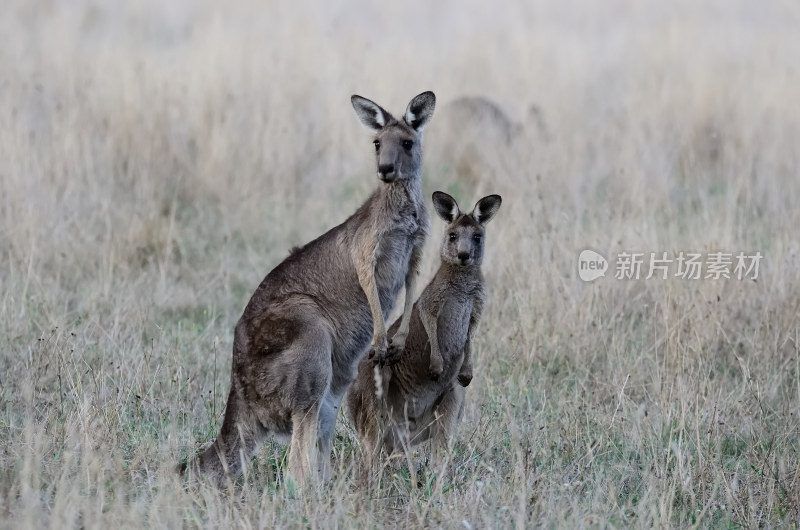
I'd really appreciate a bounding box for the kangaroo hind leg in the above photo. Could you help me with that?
[281,319,333,487]
[430,385,466,470]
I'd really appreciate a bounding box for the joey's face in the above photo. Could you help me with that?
[441,215,485,266]
[372,123,421,183]
[431,191,502,268]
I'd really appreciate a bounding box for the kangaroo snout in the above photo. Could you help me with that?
[457,251,470,264]
[378,163,395,180]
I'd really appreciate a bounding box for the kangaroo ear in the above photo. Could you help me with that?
[351,95,391,132]
[432,191,460,223]
[472,194,502,225]
[404,91,436,131]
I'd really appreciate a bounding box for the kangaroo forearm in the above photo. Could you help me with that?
[459,309,481,377]
[356,257,386,341]
[363,279,386,339]
[395,274,417,335]
[396,243,423,335]
[420,308,443,370]
[460,339,473,371]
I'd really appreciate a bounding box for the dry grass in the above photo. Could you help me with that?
[1,0,799,527]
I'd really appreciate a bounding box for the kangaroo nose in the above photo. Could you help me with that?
[458,251,470,263]
[378,164,394,178]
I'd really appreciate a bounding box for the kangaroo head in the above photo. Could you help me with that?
[432,191,502,267]
[351,91,436,183]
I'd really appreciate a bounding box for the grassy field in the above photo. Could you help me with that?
[1,0,799,527]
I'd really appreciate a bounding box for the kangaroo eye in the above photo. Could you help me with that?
[401,140,413,150]
[373,140,381,151]
[473,234,482,242]
[449,233,457,241]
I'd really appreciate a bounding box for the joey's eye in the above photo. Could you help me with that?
[373,140,381,151]
[449,233,457,241]
[401,140,413,150]
[472,234,482,242]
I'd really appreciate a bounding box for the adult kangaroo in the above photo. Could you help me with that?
[180,92,436,486]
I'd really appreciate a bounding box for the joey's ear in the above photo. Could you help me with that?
[472,194,502,225]
[351,95,391,132]
[432,191,460,223]
[404,91,436,130]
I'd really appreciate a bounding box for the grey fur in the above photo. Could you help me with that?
[347,191,502,470]
[178,92,436,487]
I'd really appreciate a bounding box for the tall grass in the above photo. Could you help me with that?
[1,0,799,527]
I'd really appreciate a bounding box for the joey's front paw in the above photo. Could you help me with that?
[457,372,473,387]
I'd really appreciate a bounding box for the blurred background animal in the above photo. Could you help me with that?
[425,96,548,196]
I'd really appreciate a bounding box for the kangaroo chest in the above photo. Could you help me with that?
[436,296,473,362]
[374,206,425,315]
